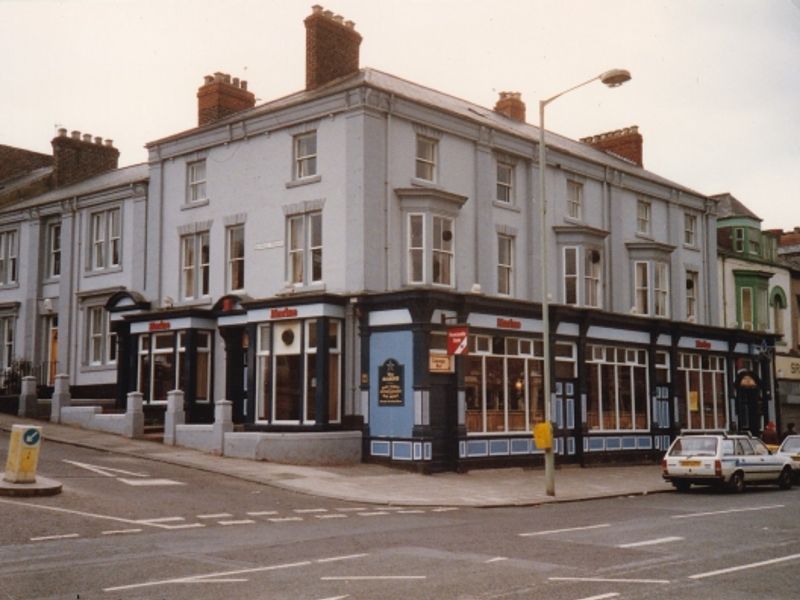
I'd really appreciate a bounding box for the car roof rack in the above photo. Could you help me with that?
[678,429,731,437]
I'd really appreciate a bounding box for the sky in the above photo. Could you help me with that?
[1,0,798,229]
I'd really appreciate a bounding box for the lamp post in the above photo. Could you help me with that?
[538,69,631,497]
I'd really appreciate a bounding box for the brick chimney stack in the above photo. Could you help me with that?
[580,126,643,167]
[494,91,526,122]
[305,5,362,90]
[197,72,256,127]
[51,127,119,188]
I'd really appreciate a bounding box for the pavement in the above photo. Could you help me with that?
[0,412,673,507]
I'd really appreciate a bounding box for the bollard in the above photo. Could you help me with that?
[4,425,43,483]
[212,399,233,455]
[164,390,186,446]
[125,392,144,438]
[17,376,38,418]
[50,374,71,423]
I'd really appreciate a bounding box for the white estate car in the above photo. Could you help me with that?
[776,435,800,482]
[661,432,794,492]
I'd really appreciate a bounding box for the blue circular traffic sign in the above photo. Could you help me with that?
[23,428,41,446]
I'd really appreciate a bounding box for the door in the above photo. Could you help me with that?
[272,321,303,423]
[46,316,58,385]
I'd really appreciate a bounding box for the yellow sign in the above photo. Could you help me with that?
[3,425,42,484]
[776,356,800,381]
[533,422,553,450]
[429,354,453,373]
[689,391,699,411]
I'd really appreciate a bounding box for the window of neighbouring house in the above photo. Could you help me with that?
[415,135,437,182]
[88,208,120,271]
[0,230,18,286]
[294,132,317,180]
[0,315,15,371]
[187,160,207,203]
[85,305,115,367]
[684,213,697,247]
[567,180,583,221]
[47,221,61,279]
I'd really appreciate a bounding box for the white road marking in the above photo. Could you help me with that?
[197,513,233,519]
[30,533,80,541]
[294,508,328,513]
[103,554,367,592]
[618,536,684,548]
[398,510,425,514]
[268,516,303,522]
[186,578,249,583]
[485,557,507,563]
[247,511,279,516]
[117,478,185,486]
[136,517,205,530]
[335,507,366,512]
[158,523,206,530]
[316,514,347,519]
[101,529,143,536]
[672,504,784,519]
[431,507,459,512]
[688,552,800,580]
[357,511,389,517]
[520,523,611,537]
[576,594,620,600]
[0,498,155,528]
[62,459,147,478]
[321,576,426,581]
[316,554,369,563]
[218,519,256,526]
[137,517,185,523]
[316,596,350,600]
[549,577,670,584]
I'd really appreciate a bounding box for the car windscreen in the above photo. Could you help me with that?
[780,438,800,453]
[668,437,718,456]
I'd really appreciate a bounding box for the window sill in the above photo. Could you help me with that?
[181,199,210,211]
[177,297,213,308]
[493,200,520,212]
[282,282,326,294]
[410,177,441,189]
[683,243,699,251]
[85,266,123,278]
[563,216,583,225]
[80,363,116,374]
[42,276,60,285]
[0,283,20,290]
[286,175,321,189]
[634,232,654,241]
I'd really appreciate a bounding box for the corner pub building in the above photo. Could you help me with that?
[107,6,777,472]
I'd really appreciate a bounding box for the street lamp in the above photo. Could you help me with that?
[538,69,631,497]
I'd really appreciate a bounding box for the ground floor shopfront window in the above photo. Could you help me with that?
[677,352,728,430]
[255,318,341,425]
[586,345,649,431]
[464,335,576,434]
[137,330,212,403]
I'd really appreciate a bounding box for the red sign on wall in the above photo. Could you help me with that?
[148,321,170,332]
[447,326,469,355]
[271,308,298,319]
[497,318,521,330]
[695,340,711,350]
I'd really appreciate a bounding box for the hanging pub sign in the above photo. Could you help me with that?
[447,326,469,355]
[378,358,404,405]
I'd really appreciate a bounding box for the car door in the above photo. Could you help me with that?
[749,438,779,480]
[735,438,761,481]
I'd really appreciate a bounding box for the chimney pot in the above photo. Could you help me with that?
[204,75,214,84]
[323,10,333,18]
[58,127,68,137]
[232,77,239,86]
[82,133,92,143]
[71,130,81,140]
[241,80,248,91]
[104,139,113,147]
[311,4,323,14]
[345,20,355,29]
[94,136,103,145]
[333,14,344,23]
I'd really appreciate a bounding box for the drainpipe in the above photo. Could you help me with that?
[384,95,394,291]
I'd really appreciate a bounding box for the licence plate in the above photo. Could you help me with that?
[680,460,701,467]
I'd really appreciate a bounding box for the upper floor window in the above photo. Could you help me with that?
[748,230,761,256]
[497,234,514,295]
[733,228,745,252]
[771,288,787,337]
[684,213,697,247]
[226,225,245,292]
[287,211,322,286]
[567,181,583,220]
[86,305,115,366]
[563,246,602,308]
[686,270,698,321]
[181,232,210,300]
[89,208,120,271]
[406,213,455,287]
[187,160,207,203]
[634,260,669,317]
[496,162,513,203]
[294,132,317,179]
[415,135,437,182]
[0,230,18,286]
[47,222,61,279]
[636,199,651,235]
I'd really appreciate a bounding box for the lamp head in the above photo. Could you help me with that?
[599,69,631,88]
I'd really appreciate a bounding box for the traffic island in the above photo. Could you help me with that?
[1,424,63,497]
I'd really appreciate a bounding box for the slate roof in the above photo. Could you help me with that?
[711,192,762,221]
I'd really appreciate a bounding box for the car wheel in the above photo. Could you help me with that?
[728,470,745,493]
[673,480,690,492]
[778,467,793,490]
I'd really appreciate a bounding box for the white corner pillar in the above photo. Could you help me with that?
[164,390,185,445]
[212,399,233,455]
[50,374,71,423]
[18,376,38,418]
[124,391,144,438]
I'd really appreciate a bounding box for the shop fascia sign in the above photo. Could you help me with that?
[270,307,299,320]
[776,356,800,380]
[148,321,171,332]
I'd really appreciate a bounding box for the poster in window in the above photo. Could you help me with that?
[689,391,699,411]
[378,358,404,406]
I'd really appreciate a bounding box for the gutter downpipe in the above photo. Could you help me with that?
[384,94,394,291]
